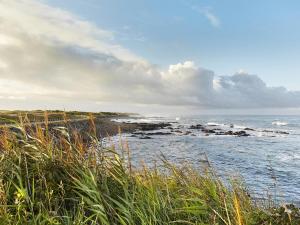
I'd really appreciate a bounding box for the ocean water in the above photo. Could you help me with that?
[109,115,300,204]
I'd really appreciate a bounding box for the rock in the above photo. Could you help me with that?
[230,124,234,128]
[189,124,203,129]
[262,130,273,133]
[244,128,255,131]
[224,131,234,135]
[202,128,216,134]
[233,131,250,137]
[144,132,172,135]
[137,122,172,131]
[262,130,289,135]
[184,131,192,135]
[174,130,183,133]
[275,131,289,135]
[139,136,152,139]
[214,130,250,137]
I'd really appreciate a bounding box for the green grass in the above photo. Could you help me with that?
[0,113,298,224]
[0,110,130,125]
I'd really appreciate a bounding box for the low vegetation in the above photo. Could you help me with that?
[0,112,298,224]
[0,110,130,125]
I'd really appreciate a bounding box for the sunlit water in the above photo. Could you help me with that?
[108,115,300,204]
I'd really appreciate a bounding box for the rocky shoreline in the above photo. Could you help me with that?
[114,120,290,139]
[3,115,290,141]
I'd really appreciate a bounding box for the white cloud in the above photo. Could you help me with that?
[192,6,221,28]
[0,0,299,111]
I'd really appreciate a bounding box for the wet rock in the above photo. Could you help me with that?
[146,132,172,135]
[262,130,273,133]
[275,131,289,135]
[244,128,255,131]
[215,130,250,137]
[224,131,234,135]
[262,130,289,135]
[202,128,216,134]
[133,131,172,136]
[233,131,250,137]
[136,122,172,131]
[189,124,203,129]
[139,136,152,139]
[174,130,183,133]
[184,131,192,135]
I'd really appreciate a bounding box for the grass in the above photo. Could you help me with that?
[0,112,298,224]
[0,110,130,125]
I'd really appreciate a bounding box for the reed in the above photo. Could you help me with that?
[0,114,298,224]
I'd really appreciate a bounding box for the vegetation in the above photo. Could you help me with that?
[0,112,298,224]
[0,110,130,125]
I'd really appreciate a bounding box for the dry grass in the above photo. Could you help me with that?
[0,113,298,224]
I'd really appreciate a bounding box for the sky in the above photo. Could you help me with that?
[0,0,300,114]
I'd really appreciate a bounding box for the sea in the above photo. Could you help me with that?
[108,115,300,204]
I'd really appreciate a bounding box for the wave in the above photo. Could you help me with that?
[272,121,288,126]
[112,116,168,124]
[206,122,225,126]
[233,125,248,129]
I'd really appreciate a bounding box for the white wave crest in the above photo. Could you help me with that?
[206,122,225,126]
[272,121,288,126]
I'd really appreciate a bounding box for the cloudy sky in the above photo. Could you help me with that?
[0,0,300,114]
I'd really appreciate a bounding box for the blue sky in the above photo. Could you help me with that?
[45,0,300,90]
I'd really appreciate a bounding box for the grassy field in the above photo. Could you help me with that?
[0,113,298,224]
[0,110,130,125]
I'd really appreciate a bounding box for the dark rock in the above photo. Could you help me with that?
[262,130,289,135]
[275,131,289,135]
[145,132,172,135]
[202,128,216,134]
[139,136,152,139]
[224,131,234,135]
[230,124,234,128]
[189,124,203,129]
[233,131,250,137]
[244,128,255,131]
[136,122,172,131]
[262,130,273,133]
[174,130,183,133]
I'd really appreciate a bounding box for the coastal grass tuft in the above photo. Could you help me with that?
[0,114,298,224]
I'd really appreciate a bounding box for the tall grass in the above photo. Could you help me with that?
[0,113,298,224]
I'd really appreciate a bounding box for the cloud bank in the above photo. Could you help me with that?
[0,0,299,110]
